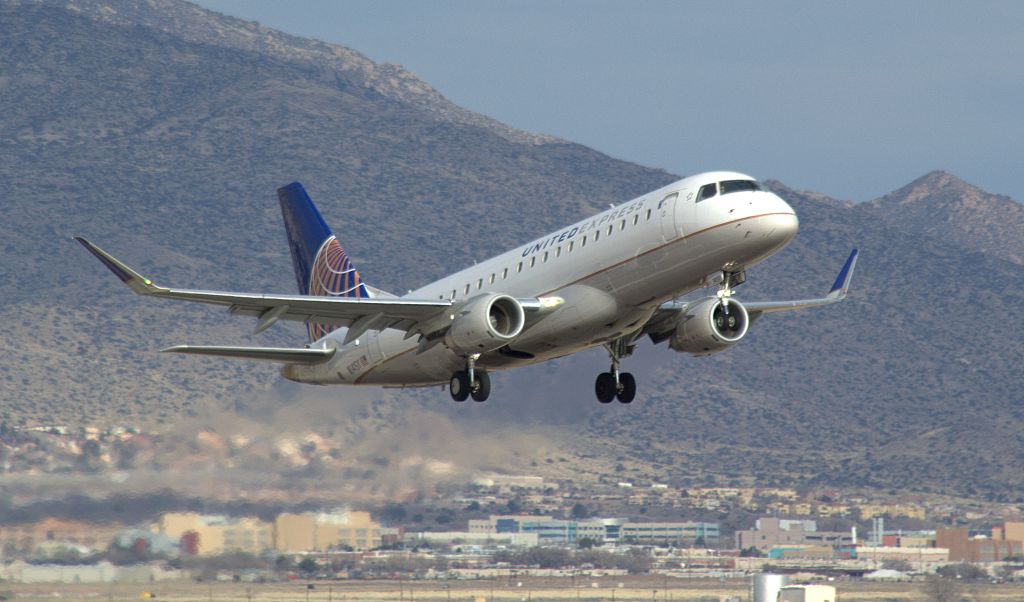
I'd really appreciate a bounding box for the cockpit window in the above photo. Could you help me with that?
[719,179,761,195]
[697,183,718,202]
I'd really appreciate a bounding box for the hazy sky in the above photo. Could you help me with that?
[194,1,1024,202]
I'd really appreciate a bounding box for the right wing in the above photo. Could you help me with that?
[643,248,858,344]
[75,237,557,347]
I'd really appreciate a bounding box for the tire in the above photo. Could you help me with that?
[471,371,491,402]
[617,372,636,404]
[595,372,616,404]
[450,371,470,402]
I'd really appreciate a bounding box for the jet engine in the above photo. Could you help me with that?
[445,293,526,354]
[669,297,749,356]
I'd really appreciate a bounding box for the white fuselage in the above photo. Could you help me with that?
[283,171,798,386]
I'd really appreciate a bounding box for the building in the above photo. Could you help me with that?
[937,527,1024,563]
[274,511,381,552]
[992,522,1024,545]
[159,513,272,556]
[620,522,719,545]
[736,518,853,552]
[405,531,539,547]
[855,546,949,563]
[858,504,926,520]
[0,519,123,555]
[469,515,718,545]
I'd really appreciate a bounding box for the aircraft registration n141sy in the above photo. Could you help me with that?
[76,171,857,404]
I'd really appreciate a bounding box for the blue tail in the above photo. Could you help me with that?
[278,182,369,341]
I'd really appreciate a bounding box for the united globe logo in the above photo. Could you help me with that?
[307,236,367,340]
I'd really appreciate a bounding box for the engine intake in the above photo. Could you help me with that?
[669,297,749,356]
[445,294,525,354]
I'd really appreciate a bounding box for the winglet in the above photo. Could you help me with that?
[73,237,164,295]
[827,248,859,300]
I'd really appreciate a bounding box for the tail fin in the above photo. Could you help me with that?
[278,182,369,341]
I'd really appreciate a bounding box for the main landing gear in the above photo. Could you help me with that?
[595,338,637,404]
[450,353,491,402]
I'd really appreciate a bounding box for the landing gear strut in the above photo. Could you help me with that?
[595,338,637,404]
[450,354,490,402]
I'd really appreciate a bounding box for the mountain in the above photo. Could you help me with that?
[1,0,1022,499]
[862,171,1024,265]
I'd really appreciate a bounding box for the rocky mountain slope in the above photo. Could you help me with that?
[1,0,1021,498]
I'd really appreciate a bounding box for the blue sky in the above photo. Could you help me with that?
[194,1,1024,202]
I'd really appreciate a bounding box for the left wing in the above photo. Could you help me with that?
[644,248,858,343]
[75,237,556,345]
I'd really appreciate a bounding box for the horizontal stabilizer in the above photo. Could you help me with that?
[162,345,335,365]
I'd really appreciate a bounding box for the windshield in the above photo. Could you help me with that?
[719,179,761,195]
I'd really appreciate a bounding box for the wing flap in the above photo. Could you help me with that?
[162,345,335,364]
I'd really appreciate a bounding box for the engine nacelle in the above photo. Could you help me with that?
[669,297,749,356]
[445,293,526,354]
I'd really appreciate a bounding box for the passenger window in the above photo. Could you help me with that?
[594,231,600,242]
[530,257,536,268]
[477,278,482,289]
[568,241,574,252]
[517,262,523,273]
[633,215,639,226]
[582,236,587,247]
[607,225,613,236]
[556,246,562,257]
[464,284,470,294]
[646,208,652,220]
[489,273,495,284]
[543,251,548,262]
[502,268,508,279]
[620,220,626,230]
[451,289,456,299]
[698,183,718,202]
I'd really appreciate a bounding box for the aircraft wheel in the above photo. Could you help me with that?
[595,372,616,404]
[617,372,636,404]
[450,371,470,402]
[471,371,491,402]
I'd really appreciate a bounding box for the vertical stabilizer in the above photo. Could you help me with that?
[277,182,369,341]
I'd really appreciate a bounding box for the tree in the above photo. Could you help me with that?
[882,558,912,573]
[380,503,407,523]
[297,557,319,576]
[570,503,590,519]
[936,563,987,581]
[922,575,963,602]
[577,537,599,549]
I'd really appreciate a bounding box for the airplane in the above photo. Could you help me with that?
[76,171,857,404]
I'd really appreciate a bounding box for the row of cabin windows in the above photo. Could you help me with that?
[441,207,655,300]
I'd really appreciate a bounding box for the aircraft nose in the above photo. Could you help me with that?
[763,196,799,245]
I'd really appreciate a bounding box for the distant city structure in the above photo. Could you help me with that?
[157,510,382,556]
[735,518,853,552]
[469,515,719,546]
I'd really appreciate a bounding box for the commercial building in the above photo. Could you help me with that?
[937,527,1023,563]
[855,546,949,563]
[0,518,123,555]
[736,518,853,552]
[620,522,719,545]
[159,513,272,556]
[274,511,381,552]
[469,515,718,545]
[406,531,539,547]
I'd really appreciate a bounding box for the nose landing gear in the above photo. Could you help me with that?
[450,354,491,402]
[595,338,637,404]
